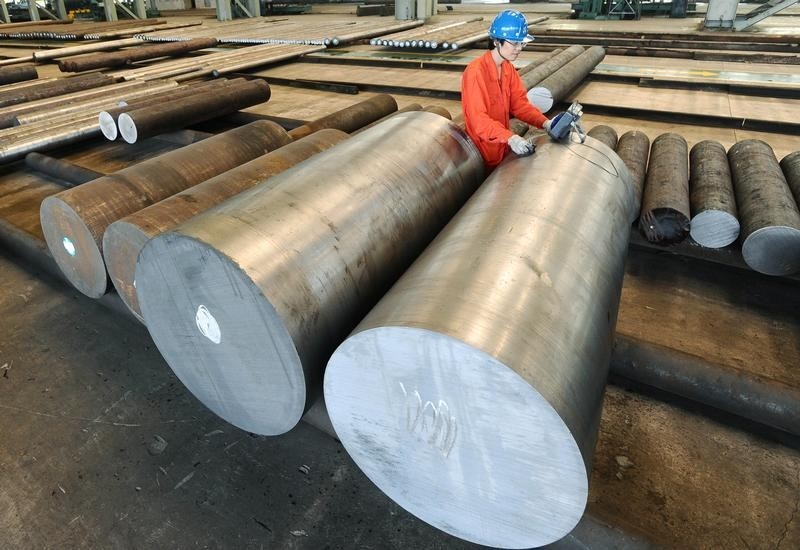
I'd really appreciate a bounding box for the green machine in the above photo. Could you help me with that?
[571,0,695,19]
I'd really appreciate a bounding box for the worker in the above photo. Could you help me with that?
[461,10,557,170]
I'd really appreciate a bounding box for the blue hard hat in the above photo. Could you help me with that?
[488,10,534,43]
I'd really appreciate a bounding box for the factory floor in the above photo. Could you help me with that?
[2,245,799,549]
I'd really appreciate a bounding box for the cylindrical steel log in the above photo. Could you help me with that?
[422,104,451,119]
[0,73,114,109]
[689,140,739,248]
[324,135,636,549]
[527,46,605,113]
[134,112,484,436]
[0,63,37,85]
[615,130,650,220]
[104,129,349,321]
[780,151,800,208]
[517,47,564,77]
[99,79,232,140]
[39,121,292,299]
[287,93,397,140]
[520,45,583,90]
[639,133,690,244]
[729,140,800,275]
[587,124,618,150]
[25,152,103,187]
[117,79,272,144]
[57,38,219,73]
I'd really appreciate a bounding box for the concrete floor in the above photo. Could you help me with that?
[2,246,798,549]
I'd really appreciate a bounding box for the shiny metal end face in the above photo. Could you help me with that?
[690,210,740,249]
[136,232,306,435]
[40,195,108,299]
[742,226,800,276]
[325,326,588,549]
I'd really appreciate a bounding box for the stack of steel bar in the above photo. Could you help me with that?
[58,38,219,73]
[0,20,170,40]
[371,19,488,51]
[111,43,324,82]
[83,20,203,40]
[0,78,185,164]
[527,45,606,112]
[136,17,423,46]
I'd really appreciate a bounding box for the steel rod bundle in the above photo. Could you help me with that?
[39,121,293,299]
[58,38,219,73]
[25,152,103,187]
[728,140,800,276]
[615,130,650,219]
[133,111,484,437]
[370,19,486,50]
[113,43,324,82]
[639,133,690,244]
[83,20,203,41]
[117,79,271,144]
[369,18,481,47]
[0,73,115,110]
[780,151,800,208]
[99,79,232,140]
[288,93,398,139]
[0,64,37,86]
[689,140,740,248]
[528,45,606,113]
[587,124,618,150]
[136,17,423,47]
[105,129,349,320]
[0,19,167,41]
[324,135,636,549]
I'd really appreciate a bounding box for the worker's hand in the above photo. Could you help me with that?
[508,135,534,156]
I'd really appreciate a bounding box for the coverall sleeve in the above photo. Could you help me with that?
[509,72,548,129]
[461,67,515,144]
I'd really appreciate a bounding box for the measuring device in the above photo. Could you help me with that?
[547,101,586,143]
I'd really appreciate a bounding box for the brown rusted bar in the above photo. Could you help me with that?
[729,140,800,276]
[689,140,739,248]
[422,105,452,119]
[586,125,618,150]
[0,63,37,86]
[352,103,423,135]
[0,73,114,109]
[58,38,219,73]
[99,79,233,140]
[25,152,103,187]
[639,133,690,244]
[104,128,349,320]
[288,94,398,140]
[528,46,605,113]
[39,121,292,299]
[520,45,584,90]
[615,130,650,219]
[517,47,564,77]
[117,79,272,144]
[780,151,800,208]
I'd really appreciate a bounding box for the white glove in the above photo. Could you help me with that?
[543,119,552,131]
[508,135,534,156]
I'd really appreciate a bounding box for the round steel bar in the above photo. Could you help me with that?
[527,46,605,112]
[780,151,800,208]
[521,44,584,91]
[39,121,292,299]
[0,63,37,86]
[729,139,800,275]
[118,79,271,144]
[689,140,739,248]
[58,38,219,73]
[615,130,650,220]
[518,47,564,76]
[324,135,636,549]
[134,112,484,436]
[422,104,451,119]
[105,129,348,321]
[25,152,103,187]
[0,73,115,109]
[587,124,618,150]
[639,133,690,244]
[287,94,397,140]
[350,103,422,135]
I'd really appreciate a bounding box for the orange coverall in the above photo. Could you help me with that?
[461,50,548,169]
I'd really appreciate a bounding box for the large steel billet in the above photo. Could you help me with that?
[688,140,739,248]
[615,130,649,220]
[527,46,605,113]
[324,135,636,549]
[39,121,292,299]
[639,133,690,244]
[287,94,397,140]
[25,152,104,187]
[104,129,349,321]
[134,112,484,437]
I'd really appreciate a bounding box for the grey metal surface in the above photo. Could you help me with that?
[324,135,636,549]
[135,111,484,437]
[729,139,800,276]
[689,140,740,248]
